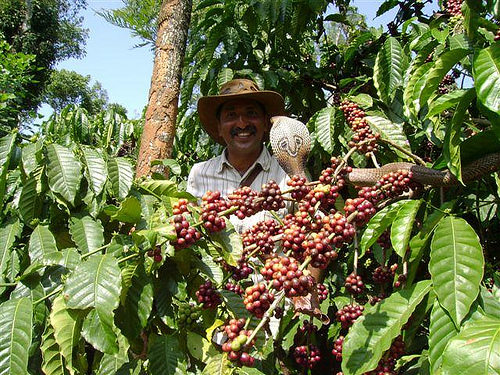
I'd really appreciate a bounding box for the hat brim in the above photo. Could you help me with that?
[198,91,286,145]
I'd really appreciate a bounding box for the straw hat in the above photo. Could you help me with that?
[197,78,286,145]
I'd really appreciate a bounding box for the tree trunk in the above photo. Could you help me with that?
[135,0,192,178]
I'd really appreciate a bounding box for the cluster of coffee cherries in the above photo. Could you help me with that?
[358,169,417,206]
[366,336,405,375]
[336,303,364,329]
[195,280,221,309]
[317,283,329,302]
[241,219,282,255]
[293,344,322,369]
[170,215,201,250]
[221,318,256,367]
[147,245,163,263]
[260,256,315,297]
[495,29,500,42]
[376,230,391,249]
[445,0,462,16]
[177,303,201,327]
[243,283,275,318]
[331,335,344,362]
[438,73,456,94]
[373,264,398,284]
[227,186,262,219]
[287,175,310,201]
[172,198,191,215]
[301,229,339,269]
[224,259,254,281]
[344,197,377,226]
[339,100,380,155]
[224,282,244,296]
[200,191,230,233]
[259,180,285,211]
[345,273,364,295]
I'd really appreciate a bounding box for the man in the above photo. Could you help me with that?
[187,78,290,233]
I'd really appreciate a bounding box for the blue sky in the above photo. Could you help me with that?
[39,0,439,120]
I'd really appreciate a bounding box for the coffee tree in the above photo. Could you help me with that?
[1,0,500,374]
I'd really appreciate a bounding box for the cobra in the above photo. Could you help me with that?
[270,116,500,186]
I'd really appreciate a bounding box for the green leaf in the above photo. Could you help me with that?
[104,196,142,223]
[429,299,459,374]
[441,316,500,375]
[351,94,374,108]
[108,157,134,200]
[0,297,32,375]
[94,330,130,375]
[116,263,153,339]
[429,217,484,326]
[473,43,500,114]
[18,172,40,225]
[219,290,250,319]
[419,48,470,109]
[201,353,230,375]
[81,309,118,354]
[64,254,122,324]
[210,222,243,267]
[460,130,500,165]
[404,62,432,118]
[479,286,500,319]
[187,331,218,363]
[196,251,224,284]
[342,280,432,375]
[50,295,84,375]
[365,115,411,154]
[373,37,407,104]
[148,334,187,375]
[310,107,337,154]
[81,147,107,196]
[409,201,454,262]
[140,179,177,197]
[161,159,181,175]
[426,89,468,119]
[69,215,104,254]
[443,88,476,184]
[28,225,63,265]
[390,200,422,257]
[217,68,234,88]
[360,200,406,256]
[0,219,21,283]
[40,324,69,375]
[0,133,16,199]
[21,140,42,177]
[46,144,82,205]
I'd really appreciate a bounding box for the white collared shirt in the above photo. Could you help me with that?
[187,147,290,233]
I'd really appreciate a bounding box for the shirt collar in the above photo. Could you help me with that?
[217,147,272,174]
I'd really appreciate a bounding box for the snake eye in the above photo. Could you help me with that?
[279,138,288,150]
[294,135,303,148]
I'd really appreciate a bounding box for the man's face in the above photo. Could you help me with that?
[217,98,269,158]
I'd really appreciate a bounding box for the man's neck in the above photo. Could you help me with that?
[226,147,263,175]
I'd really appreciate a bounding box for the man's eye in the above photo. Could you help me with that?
[247,111,258,117]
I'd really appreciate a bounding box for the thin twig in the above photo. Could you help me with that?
[369,152,380,168]
[379,138,426,166]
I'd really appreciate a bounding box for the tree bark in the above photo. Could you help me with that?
[135,0,192,178]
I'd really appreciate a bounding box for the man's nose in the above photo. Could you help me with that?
[235,114,247,127]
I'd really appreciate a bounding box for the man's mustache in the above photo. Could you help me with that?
[230,125,256,137]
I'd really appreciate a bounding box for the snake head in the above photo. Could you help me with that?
[270,116,311,178]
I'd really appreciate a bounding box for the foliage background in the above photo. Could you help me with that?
[0,0,499,374]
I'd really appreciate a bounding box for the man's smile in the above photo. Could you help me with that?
[230,126,257,138]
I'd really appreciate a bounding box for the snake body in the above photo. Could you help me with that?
[270,116,500,186]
